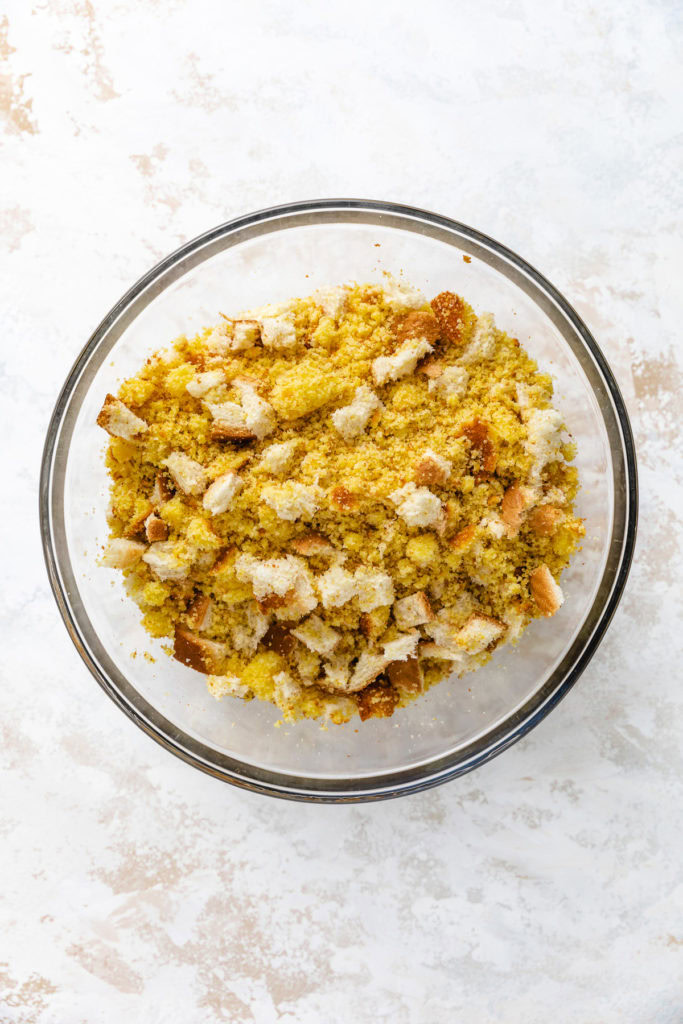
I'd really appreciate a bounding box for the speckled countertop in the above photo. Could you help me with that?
[2,1,682,1021]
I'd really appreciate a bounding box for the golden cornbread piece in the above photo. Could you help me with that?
[97,277,584,725]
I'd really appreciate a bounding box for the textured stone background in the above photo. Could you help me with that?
[2,1,682,1021]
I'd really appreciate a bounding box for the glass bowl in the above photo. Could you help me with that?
[40,200,637,802]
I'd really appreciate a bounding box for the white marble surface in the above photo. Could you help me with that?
[2,1,682,1020]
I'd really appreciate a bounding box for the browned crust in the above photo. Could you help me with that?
[210,423,257,442]
[173,627,225,674]
[144,513,168,542]
[359,608,388,640]
[257,588,296,613]
[357,681,399,721]
[210,546,238,575]
[461,612,507,648]
[458,418,497,475]
[186,593,212,631]
[414,455,449,487]
[530,564,562,617]
[263,622,296,658]
[395,591,434,627]
[528,505,563,536]
[151,471,174,506]
[449,523,477,550]
[500,484,526,533]
[430,292,467,346]
[291,533,336,556]
[394,309,440,346]
[329,485,358,512]
[387,656,423,694]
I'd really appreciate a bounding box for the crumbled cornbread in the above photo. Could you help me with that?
[98,277,584,724]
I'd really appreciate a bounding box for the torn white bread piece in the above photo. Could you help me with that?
[262,481,320,521]
[428,365,469,400]
[162,452,208,495]
[207,674,252,699]
[231,378,276,440]
[372,337,433,386]
[97,395,148,440]
[260,439,297,475]
[459,312,496,363]
[231,603,269,654]
[142,541,191,582]
[144,513,168,543]
[312,285,349,319]
[455,614,506,654]
[291,533,336,557]
[260,315,297,350]
[381,275,427,311]
[292,614,341,657]
[186,369,225,398]
[331,386,382,441]
[203,471,243,515]
[101,538,146,569]
[317,566,357,609]
[524,408,564,482]
[389,481,443,529]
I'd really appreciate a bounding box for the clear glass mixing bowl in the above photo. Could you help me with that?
[40,200,637,802]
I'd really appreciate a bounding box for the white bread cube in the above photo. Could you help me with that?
[382,633,419,662]
[207,674,252,699]
[162,452,208,495]
[203,471,242,515]
[234,553,305,599]
[142,541,190,582]
[231,378,276,440]
[428,365,469,400]
[460,312,496,363]
[317,566,357,609]
[353,568,394,612]
[381,275,426,311]
[393,591,434,630]
[313,285,348,319]
[455,614,506,654]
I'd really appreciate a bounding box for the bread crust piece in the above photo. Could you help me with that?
[530,564,564,616]
[357,682,399,721]
[459,418,497,475]
[144,512,169,543]
[97,394,148,440]
[393,591,434,630]
[528,505,563,536]
[173,627,226,674]
[430,291,467,345]
[393,309,440,346]
[291,533,336,557]
[186,594,212,631]
[387,656,423,694]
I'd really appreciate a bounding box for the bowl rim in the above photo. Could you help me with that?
[39,198,638,803]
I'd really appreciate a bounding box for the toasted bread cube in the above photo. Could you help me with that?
[456,614,506,654]
[393,591,434,630]
[500,483,538,535]
[163,452,208,496]
[329,485,358,512]
[372,338,433,386]
[186,369,225,398]
[394,309,440,345]
[530,564,564,616]
[173,627,226,674]
[144,513,168,543]
[348,651,389,692]
[331,385,382,441]
[203,471,242,515]
[97,394,148,440]
[387,656,423,694]
[234,553,306,600]
[101,538,146,569]
[354,568,394,613]
[357,682,399,721]
[430,291,467,345]
[414,449,452,487]
[231,378,276,440]
[260,315,297,350]
[263,622,296,658]
[272,573,318,622]
[322,654,352,691]
[292,614,340,657]
[229,319,261,350]
[382,633,419,662]
[231,603,270,654]
[420,358,444,379]
[528,505,563,536]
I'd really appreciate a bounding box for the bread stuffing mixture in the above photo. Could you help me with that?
[97,276,584,724]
